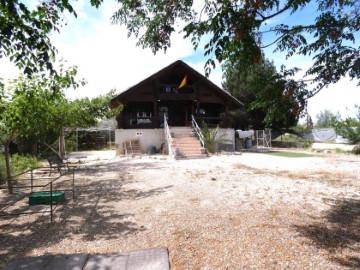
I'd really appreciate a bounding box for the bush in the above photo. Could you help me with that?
[352,145,360,155]
[302,139,313,149]
[0,154,38,184]
[10,154,38,175]
[332,106,360,144]
[65,135,77,152]
[0,155,6,184]
[201,125,229,153]
[274,133,302,142]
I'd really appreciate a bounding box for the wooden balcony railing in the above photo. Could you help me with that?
[193,116,229,128]
[118,116,230,129]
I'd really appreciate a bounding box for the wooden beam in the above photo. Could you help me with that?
[153,78,160,127]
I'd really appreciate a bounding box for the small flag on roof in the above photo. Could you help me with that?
[178,74,188,89]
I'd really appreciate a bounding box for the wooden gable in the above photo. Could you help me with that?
[111,60,243,129]
[110,60,242,109]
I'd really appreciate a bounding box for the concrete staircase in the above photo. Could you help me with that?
[170,127,207,159]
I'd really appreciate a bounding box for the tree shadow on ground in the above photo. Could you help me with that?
[0,159,172,269]
[294,198,360,269]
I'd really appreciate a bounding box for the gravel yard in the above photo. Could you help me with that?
[1,151,359,269]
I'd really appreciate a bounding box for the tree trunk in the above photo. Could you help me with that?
[59,130,65,159]
[31,141,37,156]
[4,141,13,194]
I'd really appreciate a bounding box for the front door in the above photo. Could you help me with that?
[158,101,193,127]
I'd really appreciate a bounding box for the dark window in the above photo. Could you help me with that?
[159,85,194,94]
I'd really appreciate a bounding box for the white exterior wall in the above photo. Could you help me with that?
[115,129,165,155]
[216,128,235,152]
[217,128,235,143]
[115,128,236,155]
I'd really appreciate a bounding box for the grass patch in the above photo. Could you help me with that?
[273,134,301,142]
[264,151,314,158]
[233,163,356,186]
[0,154,38,184]
[333,148,352,154]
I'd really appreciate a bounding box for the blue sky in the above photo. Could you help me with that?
[1,0,359,121]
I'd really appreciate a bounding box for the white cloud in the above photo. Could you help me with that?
[307,79,360,119]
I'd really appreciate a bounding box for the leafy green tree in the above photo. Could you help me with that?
[0,66,85,193]
[0,0,102,75]
[1,0,69,75]
[60,90,120,156]
[1,71,118,193]
[71,89,122,124]
[57,89,121,155]
[305,113,314,129]
[223,58,306,129]
[332,105,360,143]
[315,109,338,128]
[15,89,119,156]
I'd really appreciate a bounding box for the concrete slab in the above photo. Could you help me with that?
[5,256,53,270]
[127,248,170,270]
[43,254,88,270]
[84,254,127,270]
[5,254,88,270]
[5,248,170,270]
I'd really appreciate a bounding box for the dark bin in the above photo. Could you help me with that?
[147,145,156,155]
[245,138,252,149]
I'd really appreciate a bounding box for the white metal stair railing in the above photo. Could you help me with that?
[163,115,175,158]
[191,115,205,148]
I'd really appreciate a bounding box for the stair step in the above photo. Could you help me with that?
[173,136,198,140]
[173,141,200,145]
[175,154,208,160]
[169,127,207,159]
[175,148,202,152]
[174,144,201,148]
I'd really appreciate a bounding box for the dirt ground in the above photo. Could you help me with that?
[1,150,359,269]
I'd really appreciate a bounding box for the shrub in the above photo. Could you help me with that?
[201,125,229,153]
[0,155,6,184]
[65,135,77,152]
[0,154,38,182]
[352,145,360,155]
[302,139,313,149]
[10,154,38,174]
[332,106,360,144]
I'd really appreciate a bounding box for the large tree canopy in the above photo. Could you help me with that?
[1,0,359,95]
[0,0,102,75]
[223,58,305,129]
[111,0,359,94]
[315,109,338,127]
[0,67,118,193]
[0,66,82,193]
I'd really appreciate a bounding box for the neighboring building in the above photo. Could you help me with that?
[110,60,243,156]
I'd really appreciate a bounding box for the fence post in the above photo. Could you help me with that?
[72,169,75,199]
[50,182,53,223]
[30,169,34,193]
